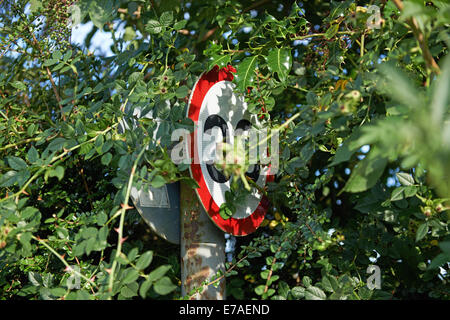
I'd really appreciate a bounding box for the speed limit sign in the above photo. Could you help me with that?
[187,65,273,236]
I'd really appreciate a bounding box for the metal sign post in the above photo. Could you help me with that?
[180,182,226,299]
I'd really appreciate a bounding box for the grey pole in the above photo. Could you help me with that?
[180,182,226,300]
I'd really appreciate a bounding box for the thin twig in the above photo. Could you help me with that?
[194,252,252,295]
[32,235,97,288]
[292,30,357,41]
[0,137,41,152]
[0,126,116,204]
[30,32,66,120]
[305,222,323,243]
[391,0,440,74]
[263,245,281,294]
[77,162,94,210]
[107,146,147,297]
[201,0,271,42]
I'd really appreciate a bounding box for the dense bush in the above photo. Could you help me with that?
[0,0,448,300]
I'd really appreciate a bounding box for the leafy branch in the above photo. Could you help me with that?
[391,0,441,74]
[107,146,147,296]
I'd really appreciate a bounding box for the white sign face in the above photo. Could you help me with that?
[187,66,273,236]
[197,81,268,219]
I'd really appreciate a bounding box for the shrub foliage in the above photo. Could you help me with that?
[0,0,449,300]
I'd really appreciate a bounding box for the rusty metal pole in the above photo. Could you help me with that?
[180,182,226,300]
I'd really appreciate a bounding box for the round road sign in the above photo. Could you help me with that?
[187,65,273,236]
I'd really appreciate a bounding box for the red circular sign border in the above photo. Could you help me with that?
[187,65,273,236]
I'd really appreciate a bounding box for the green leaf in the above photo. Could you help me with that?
[128,72,142,85]
[8,156,28,170]
[28,272,43,286]
[160,11,174,27]
[277,281,290,298]
[136,251,153,270]
[208,54,231,70]
[42,59,58,67]
[321,275,334,292]
[236,56,258,91]
[94,135,104,150]
[89,0,115,30]
[306,91,318,105]
[146,20,162,34]
[305,286,327,300]
[151,175,166,188]
[325,23,339,39]
[148,265,171,282]
[343,148,387,193]
[47,137,67,152]
[10,81,27,91]
[179,177,199,188]
[377,63,424,110]
[101,152,112,165]
[390,187,405,201]
[254,285,266,296]
[58,65,70,73]
[175,85,189,99]
[63,50,72,62]
[328,275,340,292]
[97,212,108,226]
[115,253,128,265]
[122,269,140,285]
[330,129,364,166]
[27,123,36,136]
[430,55,450,126]
[85,237,96,255]
[127,248,139,262]
[427,253,450,270]
[48,166,65,181]
[75,290,92,300]
[266,288,276,297]
[173,20,187,30]
[290,286,305,299]
[123,26,136,41]
[15,170,29,188]
[139,278,153,298]
[439,241,450,254]
[155,101,171,119]
[153,276,176,295]
[120,283,138,298]
[72,241,86,256]
[52,50,62,60]
[81,227,98,239]
[61,123,75,138]
[358,286,373,300]
[27,146,39,163]
[267,48,292,81]
[391,186,417,201]
[396,172,415,186]
[219,202,235,220]
[29,0,43,13]
[50,287,66,297]
[101,140,113,154]
[416,223,429,242]
[302,276,312,287]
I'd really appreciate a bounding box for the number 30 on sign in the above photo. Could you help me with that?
[186,65,273,236]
